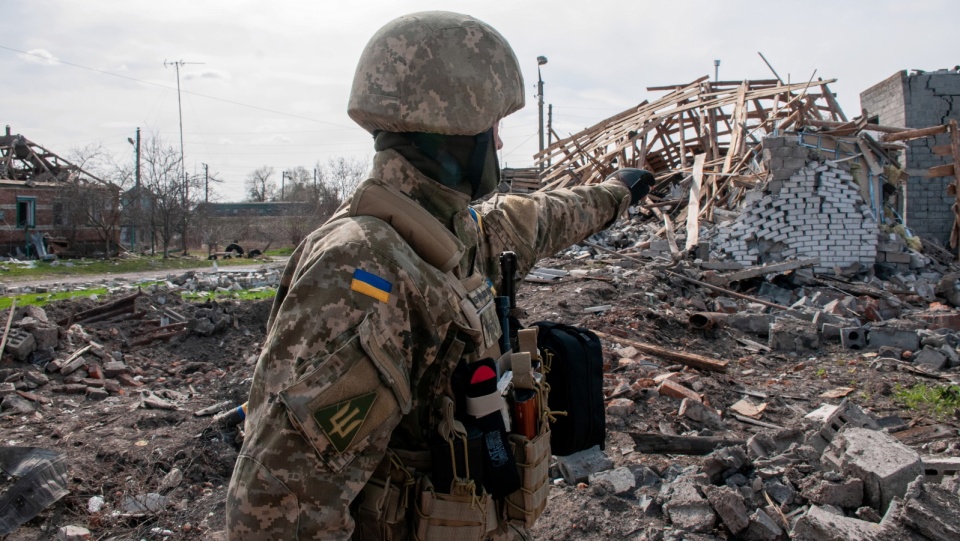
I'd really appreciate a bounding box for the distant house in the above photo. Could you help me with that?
[0,126,120,257]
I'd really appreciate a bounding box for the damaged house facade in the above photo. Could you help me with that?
[0,126,121,257]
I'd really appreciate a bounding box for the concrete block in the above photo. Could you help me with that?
[102,361,129,378]
[4,328,36,361]
[822,427,923,512]
[840,327,867,349]
[920,456,960,483]
[768,318,820,351]
[913,345,948,370]
[791,505,880,540]
[703,485,749,534]
[808,400,881,453]
[868,327,920,351]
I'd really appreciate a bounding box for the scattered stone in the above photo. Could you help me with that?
[662,478,716,533]
[913,345,948,370]
[792,505,879,540]
[588,466,635,495]
[742,508,782,541]
[803,477,864,509]
[57,525,91,541]
[703,485,749,534]
[606,397,635,417]
[678,398,724,429]
[631,465,661,487]
[121,493,167,514]
[556,446,614,485]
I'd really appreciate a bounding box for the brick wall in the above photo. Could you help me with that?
[861,70,960,245]
[713,139,878,273]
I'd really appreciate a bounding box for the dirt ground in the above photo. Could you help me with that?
[0,253,957,540]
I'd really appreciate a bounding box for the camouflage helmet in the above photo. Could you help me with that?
[348,11,525,136]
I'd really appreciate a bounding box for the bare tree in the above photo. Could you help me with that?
[62,144,126,257]
[140,136,185,258]
[321,157,367,203]
[246,166,276,202]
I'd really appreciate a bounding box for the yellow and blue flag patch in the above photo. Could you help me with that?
[350,268,392,303]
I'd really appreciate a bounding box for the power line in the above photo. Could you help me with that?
[0,44,354,128]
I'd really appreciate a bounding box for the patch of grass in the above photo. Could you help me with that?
[0,288,110,310]
[894,383,960,419]
[0,255,261,282]
[264,247,295,257]
[182,288,277,303]
[815,368,827,378]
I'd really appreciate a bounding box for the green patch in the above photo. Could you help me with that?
[0,255,266,282]
[0,288,110,310]
[181,288,277,303]
[894,384,960,419]
[313,392,377,454]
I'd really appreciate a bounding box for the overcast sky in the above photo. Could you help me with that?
[3,0,957,201]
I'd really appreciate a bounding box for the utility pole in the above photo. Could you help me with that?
[164,59,203,253]
[281,171,288,200]
[203,163,209,203]
[127,128,142,252]
[547,104,553,167]
[714,59,721,83]
[536,56,548,170]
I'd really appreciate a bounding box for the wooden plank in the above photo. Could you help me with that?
[685,154,706,250]
[0,298,16,359]
[927,164,956,178]
[819,80,847,122]
[709,257,820,284]
[629,432,744,455]
[594,330,729,373]
[882,124,949,143]
[949,119,960,253]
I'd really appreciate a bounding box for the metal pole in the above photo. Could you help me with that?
[547,104,553,167]
[135,127,141,189]
[537,67,545,156]
[203,163,209,203]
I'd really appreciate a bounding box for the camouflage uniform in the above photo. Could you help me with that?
[226,11,630,541]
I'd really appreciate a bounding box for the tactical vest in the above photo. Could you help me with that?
[345,179,551,541]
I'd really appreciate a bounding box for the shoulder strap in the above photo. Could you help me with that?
[349,179,464,273]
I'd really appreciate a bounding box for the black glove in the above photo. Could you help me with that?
[607,168,655,205]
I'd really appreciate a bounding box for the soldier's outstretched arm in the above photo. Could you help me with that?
[477,179,631,276]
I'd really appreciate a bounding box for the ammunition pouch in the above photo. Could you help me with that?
[414,476,498,541]
[505,429,551,528]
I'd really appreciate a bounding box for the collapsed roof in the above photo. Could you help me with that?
[0,127,102,185]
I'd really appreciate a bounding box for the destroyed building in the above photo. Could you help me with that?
[0,126,121,257]
[861,68,960,246]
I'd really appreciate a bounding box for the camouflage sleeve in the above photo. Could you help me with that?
[227,233,415,540]
[477,179,630,277]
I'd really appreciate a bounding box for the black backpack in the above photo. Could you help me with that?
[532,322,606,457]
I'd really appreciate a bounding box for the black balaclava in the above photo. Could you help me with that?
[374,128,501,200]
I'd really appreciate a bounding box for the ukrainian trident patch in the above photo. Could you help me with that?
[312,392,378,454]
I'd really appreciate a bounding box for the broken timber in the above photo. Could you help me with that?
[629,432,744,455]
[594,330,728,373]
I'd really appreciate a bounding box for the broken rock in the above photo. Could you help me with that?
[703,485,749,534]
[792,504,879,540]
[822,427,922,512]
[678,398,724,429]
[588,466,635,495]
[606,397,635,417]
[662,477,717,533]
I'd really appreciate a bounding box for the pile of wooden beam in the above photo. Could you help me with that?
[535,75,848,191]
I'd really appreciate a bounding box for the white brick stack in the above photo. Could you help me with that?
[714,162,878,272]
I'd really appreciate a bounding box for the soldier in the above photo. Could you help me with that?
[225,10,653,541]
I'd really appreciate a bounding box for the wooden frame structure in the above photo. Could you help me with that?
[535,76,846,195]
